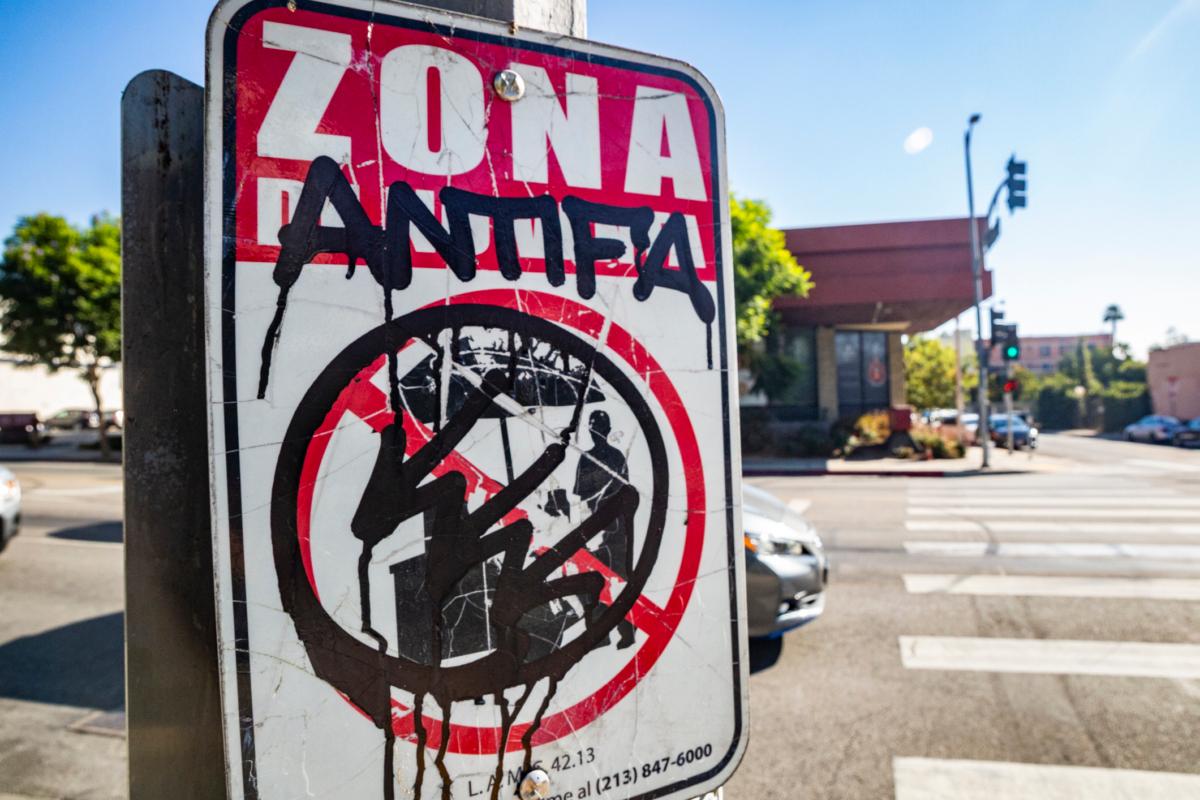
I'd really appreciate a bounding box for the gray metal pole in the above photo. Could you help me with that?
[953,315,964,446]
[121,2,585,797]
[122,70,225,800]
[964,116,990,468]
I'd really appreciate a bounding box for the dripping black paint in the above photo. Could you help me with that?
[256,155,717,401]
[268,305,670,800]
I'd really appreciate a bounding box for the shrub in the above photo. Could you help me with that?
[1100,381,1152,433]
[854,410,891,445]
[1035,375,1083,430]
[779,426,839,458]
[913,429,964,459]
[738,407,774,455]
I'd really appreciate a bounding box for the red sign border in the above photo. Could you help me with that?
[294,289,706,754]
[207,2,743,798]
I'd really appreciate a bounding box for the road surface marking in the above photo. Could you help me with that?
[898,636,1200,678]
[907,496,1200,507]
[903,573,1200,600]
[907,487,1179,498]
[906,520,1200,535]
[16,537,121,550]
[1124,459,1200,473]
[909,506,1200,519]
[904,541,1200,560]
[25,485,123,496]
[893,756,1200,799]
[786,498,812,514]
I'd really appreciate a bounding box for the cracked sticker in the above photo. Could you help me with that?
[205,2,746,799]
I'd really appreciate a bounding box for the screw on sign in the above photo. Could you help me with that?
[204,2,746,800]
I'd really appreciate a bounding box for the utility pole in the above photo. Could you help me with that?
[964,113,990,468]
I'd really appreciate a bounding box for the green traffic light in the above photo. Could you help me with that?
[1005,345,1019,358]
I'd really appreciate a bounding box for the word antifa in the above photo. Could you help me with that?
[275,156,715,319]
[257,157,716,398]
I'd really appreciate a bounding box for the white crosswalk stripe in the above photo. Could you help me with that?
[909,506,1200,518]
[903,573,1200,600]
[904,541,1200,560]
[907,495,1200,506]
[894,474,1200,797]
[1123,458,1200,473]
[893,757,1200,799]
[898,636,1200,679]
[906,519,1200,535]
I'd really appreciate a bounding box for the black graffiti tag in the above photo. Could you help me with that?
[257,155,716,400]
[270,304,670,800]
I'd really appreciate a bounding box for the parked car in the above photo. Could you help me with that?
[743,484,828,672]
[989,414,1038,449]
[1123,415,1184,444]
[45,407,101,432]
[1174,418,1200,448]
[0,465,21,552]
[0,413,46,447]
[102,409,125,430]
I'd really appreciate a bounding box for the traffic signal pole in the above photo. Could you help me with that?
[964,115,990,468]
[1005,364,1015,454]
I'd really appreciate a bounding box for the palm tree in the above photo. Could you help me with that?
[1103,304,1124,344]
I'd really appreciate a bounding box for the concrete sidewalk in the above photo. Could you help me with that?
[744,446,1063,477]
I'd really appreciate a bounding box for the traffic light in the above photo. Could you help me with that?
[1006,155,1027,212]
[1003,378,1018,394]
[989,308,1005,351]
[1002,325,1021,361]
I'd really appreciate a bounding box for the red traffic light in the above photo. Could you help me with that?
[1003,379,1018,394]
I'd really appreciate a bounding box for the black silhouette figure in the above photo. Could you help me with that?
[574,410,636,650]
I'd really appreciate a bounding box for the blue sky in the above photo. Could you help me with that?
[1,0,1196,355]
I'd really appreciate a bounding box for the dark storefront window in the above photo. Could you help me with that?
[769,326,817,420]
[739,326,818,455]
[835,330,889,419]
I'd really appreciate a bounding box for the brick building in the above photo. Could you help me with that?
[987,332,1113,375]
[1147,342,1200,420]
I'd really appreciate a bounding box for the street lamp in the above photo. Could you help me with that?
[964,114,990,468]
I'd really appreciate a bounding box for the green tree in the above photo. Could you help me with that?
[1103,303,1124,341]
[732,195,812,346]
[903,336,958,410]
[1059,343,1145,389]
[0,213,121,456]
[731,195,813,399]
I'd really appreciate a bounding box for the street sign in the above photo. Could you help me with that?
[204,3,746,800]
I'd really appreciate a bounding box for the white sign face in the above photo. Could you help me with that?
[204,2,746,800]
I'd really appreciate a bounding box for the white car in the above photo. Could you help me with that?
[0,465,20,552]
[1123,415,1184,444]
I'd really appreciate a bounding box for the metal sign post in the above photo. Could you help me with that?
[122,70,227,800]
[202,3,746,800]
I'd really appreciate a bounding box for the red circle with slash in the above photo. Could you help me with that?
[294,288,708,754]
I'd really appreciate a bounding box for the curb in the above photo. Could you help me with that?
[743,467,1034,479]
[0,451,119,465]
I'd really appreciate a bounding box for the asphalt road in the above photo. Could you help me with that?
[729,432,1200,800]
[0,461,125,800]
[1,433,1198,798]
